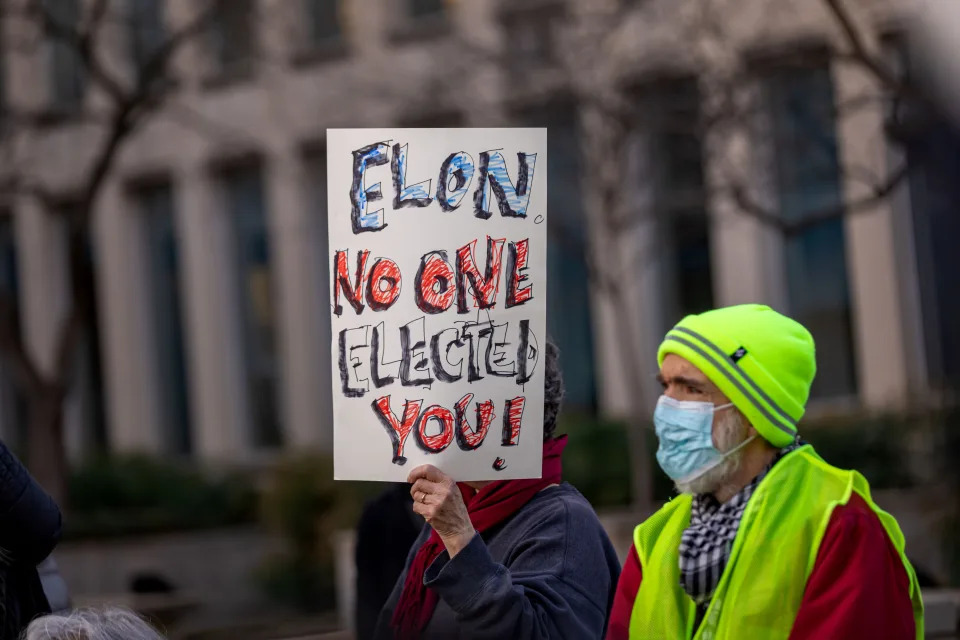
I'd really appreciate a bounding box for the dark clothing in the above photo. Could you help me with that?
[375,483,620,640]
[355,484,422,640]
[0,439,62,637]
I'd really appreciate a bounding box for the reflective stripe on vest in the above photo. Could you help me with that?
[628,446,924,640]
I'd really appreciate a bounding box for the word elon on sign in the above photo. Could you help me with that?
[348,141,538,233]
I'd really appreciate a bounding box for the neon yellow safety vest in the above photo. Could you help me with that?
[629,445,924,639]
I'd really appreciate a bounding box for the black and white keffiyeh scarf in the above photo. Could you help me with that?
[678,441,801,608]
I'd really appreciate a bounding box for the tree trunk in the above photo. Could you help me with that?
[27,384,68,505]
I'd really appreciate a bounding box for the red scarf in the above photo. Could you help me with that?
[390,436,567,639]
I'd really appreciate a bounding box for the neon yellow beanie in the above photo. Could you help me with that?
[657,304,817,447]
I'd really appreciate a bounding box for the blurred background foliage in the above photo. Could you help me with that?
[66,455,258,539]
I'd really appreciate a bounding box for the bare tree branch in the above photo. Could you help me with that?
[26,0,127,104]
[728,161,909,237]
[824,0,900,89]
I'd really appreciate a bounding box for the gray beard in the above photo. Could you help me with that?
[676,410,748,496]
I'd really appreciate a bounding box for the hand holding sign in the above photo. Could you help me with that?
[408,465,475,558]
[328,128,548,481]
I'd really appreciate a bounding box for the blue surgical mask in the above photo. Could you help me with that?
[653,395,753,484]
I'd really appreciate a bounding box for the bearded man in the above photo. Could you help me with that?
[606,304,924,639]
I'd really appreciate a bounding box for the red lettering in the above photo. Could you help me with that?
[372,395,422,465]
[415,252,456,314]
[366,258,402,311]
[454,393,495,450]
[456,236,505,313]
[506,239,532,308]
[417,405,455,453]
[333,249,369,316]
[501,396,526,446]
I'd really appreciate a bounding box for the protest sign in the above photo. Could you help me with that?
[327,128,548,481]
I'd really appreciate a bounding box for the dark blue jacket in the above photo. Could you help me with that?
[0,439,63,637]
[375,483,620,639]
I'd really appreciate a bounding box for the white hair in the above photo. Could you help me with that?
[676,409,749,496]
[23,608,165,640]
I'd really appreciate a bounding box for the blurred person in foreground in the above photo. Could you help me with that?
[606,304,924,639]
[0,438,63,638]
[23,607,165,640]
[354,483,421,640]
[374,342,621,639]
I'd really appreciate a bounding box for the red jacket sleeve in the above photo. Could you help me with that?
[790,493,916,639]
[605,545,642,640]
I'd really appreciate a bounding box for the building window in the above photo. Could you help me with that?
[209,0,256,81]
[391,0,447,43]
[502,7,558,73]
[0,215,26,454]
[45,0,86,112]
[518,103,597,411]
[888,41,960,390]
[221,162,281,448]
[136,182,192,454]
[307,0,340,43]
[409,0,444,20]
[640,78,714,320]
[129,0,166,78]
[764,61,857,399]
[59,204,108,453]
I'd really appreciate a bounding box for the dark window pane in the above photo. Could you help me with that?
[307,0,341,42]
[645,79,713,319]
[60,205,108,453]
[502,8,557,73]
[138,182,193,454]
[906,121,960,389]
[765,63,857,399]
[46,0,86,110]
[222,163,281,448]
[892,42,960,389]
[518,104,597,411]
[211,0,255,73]
[130,0,166,75]
[410,0,444,19]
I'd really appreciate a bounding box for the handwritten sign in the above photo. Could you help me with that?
[327,128,548,481]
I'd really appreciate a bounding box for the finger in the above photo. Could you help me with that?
[412,500,433,518]
[407,464,446,485]
[411,479,443,500]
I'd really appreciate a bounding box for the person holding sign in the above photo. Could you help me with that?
[374,343,621,640]
[606,305,924,639]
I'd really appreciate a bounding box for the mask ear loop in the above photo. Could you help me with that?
[674,434,757,486]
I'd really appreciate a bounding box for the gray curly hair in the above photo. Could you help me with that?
[543,340,565,441]
[23,608,165,640]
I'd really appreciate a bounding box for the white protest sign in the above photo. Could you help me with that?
[327,128,548,481]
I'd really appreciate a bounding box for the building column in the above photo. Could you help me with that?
[14,198,68,385]
[267,149,332,451]
[177,166,250,459]
[94,180,164,454]
[831,63,911,409]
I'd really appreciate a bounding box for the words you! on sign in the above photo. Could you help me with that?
[328,129,548,482]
